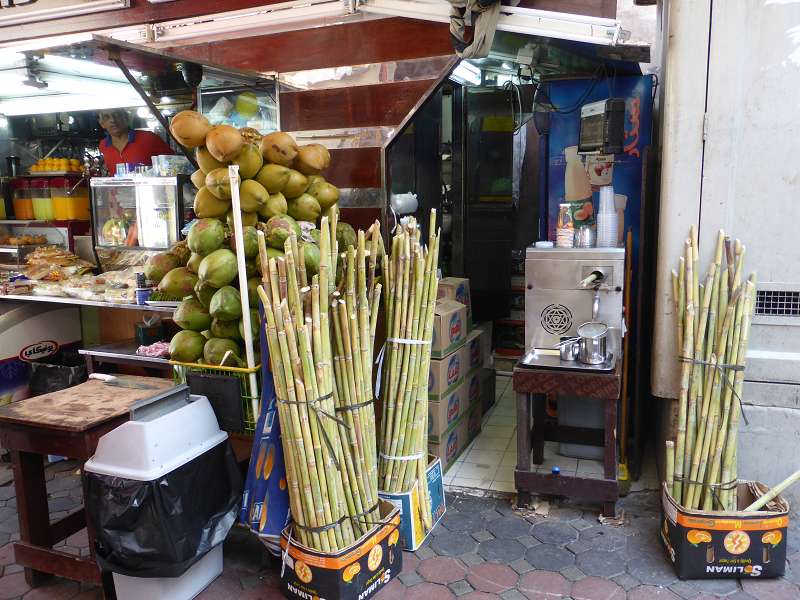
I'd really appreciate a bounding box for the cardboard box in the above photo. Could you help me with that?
[661,482,789,580]
[429,343,467,401]
[431,299,468,359]
[379,456,447,551]
[428,399,483,473]
[438,277,472,329]
[280,501,402,600]
[429,370,481,443]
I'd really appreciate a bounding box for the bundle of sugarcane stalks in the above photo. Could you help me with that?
[378,212,440,530]
[665,227,756,512]
[255,214,384,552]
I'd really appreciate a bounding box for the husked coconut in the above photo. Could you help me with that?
[206,125,244,162]
[170,111,211,149]
[261,131,298,167]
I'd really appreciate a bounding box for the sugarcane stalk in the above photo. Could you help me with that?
[677,239,695,504]
[665,440,675,498]
[745,469,800,511]
[677,257,685,353]
[720,277,755,510]
[686,353,719,508]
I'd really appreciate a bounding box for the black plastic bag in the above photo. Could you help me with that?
[85,440,242,578]
[29,352,87,396]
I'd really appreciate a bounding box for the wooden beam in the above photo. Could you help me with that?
[167,18,453,74]
[280,80,434,131]
[3,0,285,43]
[326,148,382,189]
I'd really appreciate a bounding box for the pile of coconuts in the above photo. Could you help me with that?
[151,111,354,367]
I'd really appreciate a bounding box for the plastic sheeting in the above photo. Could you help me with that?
[85,440,242,578]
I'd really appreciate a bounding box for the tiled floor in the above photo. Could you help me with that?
[444,375,661,493]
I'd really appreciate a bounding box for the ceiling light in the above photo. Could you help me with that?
[137,107,151,118]
[0,93,145,116]
[451,61,481,86]
[502,62,512,70]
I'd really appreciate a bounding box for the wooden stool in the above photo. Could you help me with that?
[513,360,621,517]
[0,377,173,596]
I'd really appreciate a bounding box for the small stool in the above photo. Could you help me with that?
[0,376,173,596]
[513,360,621,517]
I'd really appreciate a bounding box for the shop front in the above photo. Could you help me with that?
[0,1,798,599]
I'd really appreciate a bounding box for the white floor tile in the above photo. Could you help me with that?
[501,451,518,466]
[495,376,510,398]
[494,465,516,483]
[490,480,516,493]
[481,425,516,439]
[464,449,505,468]
[471,436,510,451]
[487,415,516,428]
[451,476,483,488]
[536,456,579,471]
[456,461,496,479]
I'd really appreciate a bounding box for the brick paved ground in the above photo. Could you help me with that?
[0,460,798,599]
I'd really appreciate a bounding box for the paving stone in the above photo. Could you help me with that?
[579,526,628,551]
[460,553,485,567]
[3,565,20,575]
[548,506,583,521]
[448,580,475,596]
[740,578,800,599]
[508,559,534,575]
[0,571,30,600]
[0,487,14,502]
[500,590,528,600]
[399,572,425,586]
[466,562,518,594]
[239,574,261,590]
[444,511,491,533]
[472,530,495,543]
[567,540,593,554]
[477,539,525,563]
[628,585,681,599]
[404,581,457,600]
[0,545,13,567]
[611,573,641,591]
[531,521,579,546]
[619,492,661,516]
[687,578,740,596]
[460,593,500,600]
[0,518,18,535]
[416,546,437,560]
[570,576,626,600]
[571,518,596,531]
[46,476,79,493]
[481,508,503,522]
[488,516,532,540]
[494,501,518,517]
[48,497,79,513]
[418,557,468,585]
[402,552,419,575]
[576,550,628,578]
[375,578,406,600]
[518,571,570,599]
[725,592,758,600]
[517,535,539,549]
[627,555,678,587]
[452,496,497,515]
[525,544,575,571]
[668,580,701,599]
[432,532,478,557]
[559,566,586,582]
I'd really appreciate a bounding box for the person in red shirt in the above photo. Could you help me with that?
[98,109,174,175]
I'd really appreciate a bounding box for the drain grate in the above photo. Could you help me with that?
[755,290,800,317]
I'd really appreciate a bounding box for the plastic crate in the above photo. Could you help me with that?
[170,361,260,434]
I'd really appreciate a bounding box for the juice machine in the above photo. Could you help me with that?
[522,246,625,367]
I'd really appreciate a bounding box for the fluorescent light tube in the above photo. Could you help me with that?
[0,0,129,27]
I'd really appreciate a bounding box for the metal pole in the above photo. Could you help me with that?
[109,54,199,169]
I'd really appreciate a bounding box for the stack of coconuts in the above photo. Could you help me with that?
[142,110,357,367]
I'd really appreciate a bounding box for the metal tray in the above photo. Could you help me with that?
[518,349,617,373]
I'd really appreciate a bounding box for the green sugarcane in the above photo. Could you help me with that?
[745,469,800,511]
[677,257,685,354]
[690,225,700,341]
[720,277,755,510]
[678,240,695,504]
[686,353,719,508]
[665,440,675,498]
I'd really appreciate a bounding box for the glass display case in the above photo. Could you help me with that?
[90,176,191,271]
[199,83,278,132]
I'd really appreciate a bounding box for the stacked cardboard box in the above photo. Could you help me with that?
[429,297,491,472]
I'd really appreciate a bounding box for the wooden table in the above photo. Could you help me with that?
[513,360,622,517]
[0,377,174,595]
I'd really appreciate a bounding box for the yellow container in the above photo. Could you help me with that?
[32,197,55,220]
[13,198,34,220]
[52,195,90,220]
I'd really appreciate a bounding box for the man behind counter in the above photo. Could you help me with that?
[98,109,174,175]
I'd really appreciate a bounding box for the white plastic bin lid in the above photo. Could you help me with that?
[84,394,228,481]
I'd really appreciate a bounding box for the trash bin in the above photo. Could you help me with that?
[29,351,87,396]
[84,385,242,600]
